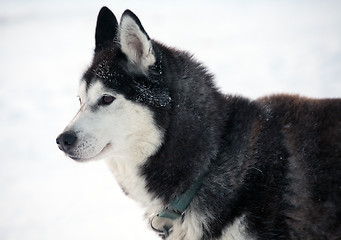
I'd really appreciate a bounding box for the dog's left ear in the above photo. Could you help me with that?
[119,10,155,72]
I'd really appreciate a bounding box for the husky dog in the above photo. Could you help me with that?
[56,7,341,240]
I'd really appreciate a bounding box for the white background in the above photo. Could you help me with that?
[1,0,340,239]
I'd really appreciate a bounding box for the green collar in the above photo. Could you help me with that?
[159,169,209,220]
[149,169,209,238]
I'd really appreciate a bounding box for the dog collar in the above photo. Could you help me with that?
[149,169,209,238]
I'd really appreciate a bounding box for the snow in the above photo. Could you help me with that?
[0,0,340,239]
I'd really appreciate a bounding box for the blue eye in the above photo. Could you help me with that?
[99,95,115,105]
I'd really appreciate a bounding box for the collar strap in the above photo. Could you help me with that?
[149,169,209,238]
[158,169,209,220]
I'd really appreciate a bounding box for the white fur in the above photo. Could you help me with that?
[158,212,250,240]
[63,81,113,160]
[166,211,204,240]
[64,80,163,208]
[219,215,251,240]
[119,14,155,71]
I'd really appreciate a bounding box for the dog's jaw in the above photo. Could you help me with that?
[68,143,112,162]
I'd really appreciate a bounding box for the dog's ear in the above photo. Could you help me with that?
[95,7,118,53]
[119,10,155,73]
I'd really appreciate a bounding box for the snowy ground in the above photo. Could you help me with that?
[0,0,340,239]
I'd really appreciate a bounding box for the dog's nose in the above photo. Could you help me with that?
[56,131,77,152]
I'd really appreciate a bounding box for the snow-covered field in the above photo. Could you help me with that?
[0,1,340,239]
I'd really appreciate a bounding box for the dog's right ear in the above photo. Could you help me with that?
[95,7,118,53]
[119,10,155,73]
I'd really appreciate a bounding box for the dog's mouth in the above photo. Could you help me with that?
[69,143,112,162]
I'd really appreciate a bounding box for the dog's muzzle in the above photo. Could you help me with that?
[56,131,77,153]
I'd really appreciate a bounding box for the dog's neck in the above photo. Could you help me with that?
[105,155,163,212]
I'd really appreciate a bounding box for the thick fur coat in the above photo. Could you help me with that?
[57,7,341,240]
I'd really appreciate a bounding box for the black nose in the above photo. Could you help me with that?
[56,131,77,152]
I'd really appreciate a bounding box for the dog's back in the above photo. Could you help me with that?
[248,95,341,239]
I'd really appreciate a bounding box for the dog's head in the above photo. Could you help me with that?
[56,7,170,162]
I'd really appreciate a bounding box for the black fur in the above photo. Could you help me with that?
[95,7,118,53]
[84,8,341,239]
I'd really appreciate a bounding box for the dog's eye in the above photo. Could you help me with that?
[99,95,115,106]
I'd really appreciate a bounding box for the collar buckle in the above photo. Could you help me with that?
[149,213,174,239]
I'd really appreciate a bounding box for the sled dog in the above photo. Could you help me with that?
[57,7,341,239]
